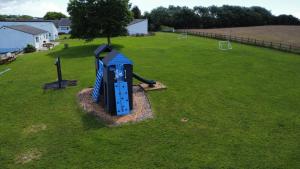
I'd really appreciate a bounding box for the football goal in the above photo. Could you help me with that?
[177,32,188,39]
[219,41,232,50]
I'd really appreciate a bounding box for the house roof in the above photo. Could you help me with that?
[128,19,147,26]
[59,18,71,27]
[3,25,48,35]
[49,20,60,28]
[0,48,21,54]
[0,20,53,23]
[103,50,133,66]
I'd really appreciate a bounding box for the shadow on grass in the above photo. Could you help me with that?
[47,44,125,59]
[81,113,106,130]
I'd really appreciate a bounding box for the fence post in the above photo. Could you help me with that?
[254,39,256,45]
[270,42,273,48]
[279,43,282,50]
[262,40,264,46]
[289,44,292,52]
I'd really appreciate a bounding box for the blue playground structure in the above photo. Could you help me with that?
[92,44,156,116]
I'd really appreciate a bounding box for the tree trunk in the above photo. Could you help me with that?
[107,35,111,46]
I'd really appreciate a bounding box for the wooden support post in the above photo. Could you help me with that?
[279,43,282,50]
[55,57,62,88]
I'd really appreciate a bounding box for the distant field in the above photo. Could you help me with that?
[184,25,300,44]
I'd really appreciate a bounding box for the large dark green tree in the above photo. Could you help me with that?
[131,6,141,19]
[67,0,132,45]
[144,5,300,31]
[148,7,171,31]
[274,15,300,25]
[0,15,6,21]
[44,12,67,20]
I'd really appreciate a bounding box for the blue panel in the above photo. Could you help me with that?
[92,61,104,102]
[114,81,130,116]
[107,53,133,66]
[114,64,130,116]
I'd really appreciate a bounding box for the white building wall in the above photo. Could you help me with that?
[0,22,58,40]
[33,33,50,49]
[0,27,49,49]
[127,20,148,35]
[0,27,34,49]
[58,26,71,34]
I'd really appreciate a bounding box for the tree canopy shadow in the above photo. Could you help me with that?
[47,44,124,59]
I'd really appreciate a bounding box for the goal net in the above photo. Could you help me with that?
[178,32,188,39]
[219,41,232,50]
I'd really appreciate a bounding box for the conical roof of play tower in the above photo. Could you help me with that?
[103,50,133,66]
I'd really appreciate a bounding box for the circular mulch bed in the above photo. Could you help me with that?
[77,86,153,126]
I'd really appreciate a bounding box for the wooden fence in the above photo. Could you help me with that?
[176,30,300,54]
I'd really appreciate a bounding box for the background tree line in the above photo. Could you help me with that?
[0,14,33,21]
[43,12,67,20]
[142,5,300,31]
[0,11,67,21]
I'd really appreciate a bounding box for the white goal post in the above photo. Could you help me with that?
[219,41,232,50]
[177,32,188,39]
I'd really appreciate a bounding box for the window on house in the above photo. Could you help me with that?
[36,37,39,43]
[61,26,69,30]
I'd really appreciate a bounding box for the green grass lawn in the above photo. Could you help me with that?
[0,33,299,169]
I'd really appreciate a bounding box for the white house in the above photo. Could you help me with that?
[0,21,58,40]
[58,18,71,34]
[127,19,148,35]
[0,25,50,50]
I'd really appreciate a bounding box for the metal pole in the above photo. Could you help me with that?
[56,57,62,88]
